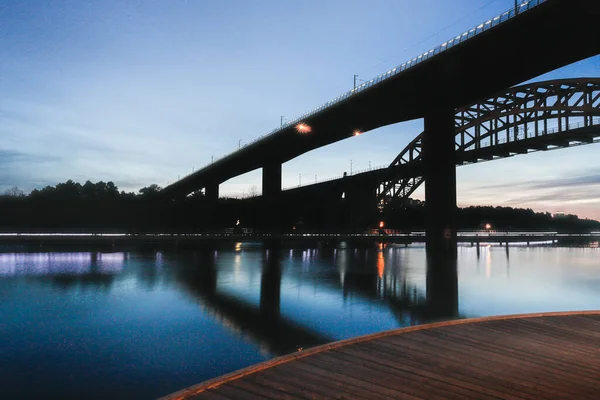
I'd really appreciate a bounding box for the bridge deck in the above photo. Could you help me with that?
[161,311,600,400]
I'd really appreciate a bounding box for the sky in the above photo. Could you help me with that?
[1,0,599,219]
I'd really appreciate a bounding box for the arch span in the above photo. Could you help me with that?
[377,78,600,205]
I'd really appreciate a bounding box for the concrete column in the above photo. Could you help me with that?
[205,183,219,204]
[344,182,377,231]
[423,108,457,256]
[262,162,282,201]
[262,162,282,230]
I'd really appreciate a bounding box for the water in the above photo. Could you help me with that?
[1,243,599,399]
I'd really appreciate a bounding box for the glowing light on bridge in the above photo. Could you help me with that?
[353,130,362,136]
[485,223,492,230]
[296,123,312,134]
[379,221,385,229]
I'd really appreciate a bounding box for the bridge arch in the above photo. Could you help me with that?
[377,78,600,205]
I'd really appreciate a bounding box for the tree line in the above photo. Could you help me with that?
[3,180,165,200]
[1,180,598,232]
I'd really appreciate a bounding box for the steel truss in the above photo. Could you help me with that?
[377,78,600,206]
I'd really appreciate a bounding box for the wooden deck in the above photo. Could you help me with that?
[160,311,600,400]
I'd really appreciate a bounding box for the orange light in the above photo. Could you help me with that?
[296,123,312,133]
[379,221,385,229]
[377,251,384,279]
[353,130,362,136]
[485,223,491,230]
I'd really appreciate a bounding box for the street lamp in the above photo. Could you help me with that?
[281,116,287,127]
[350,160,353,174]
[238,139,242,149]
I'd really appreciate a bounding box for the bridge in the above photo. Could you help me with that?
[161,0,600,255]
[280,78,600,209]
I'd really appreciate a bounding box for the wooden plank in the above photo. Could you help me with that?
[450,323,600,372]
[415,326,600,377]
[300,352,462,400]
[442,321,600,364]
[415,325,600,383]
[326,347,499,400]
[499,318,600,347]
[349,341,552,400]
[389,330,599,395]
[169,312,600,400]
[361,337,570,400]
[188,390,234,400]
[401,332,595,398]
[209,383,279,400]
[295,358,431,399]
[442,319,600,361]
[283,357,404,400]
[227,379,303,400]
[248,368,367,400]
[493,318,600,345]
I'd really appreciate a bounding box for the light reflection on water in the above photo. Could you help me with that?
[0,252,125,276]
[0,244,599,399]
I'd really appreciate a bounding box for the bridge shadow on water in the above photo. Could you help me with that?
[168,243,462,357]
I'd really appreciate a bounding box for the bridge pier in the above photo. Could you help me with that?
[423,108,457,257]
[263,161,282,230]
[205,183,219,204]
[344,183,377,230]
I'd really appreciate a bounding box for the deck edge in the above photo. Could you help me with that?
[158,310,600,399]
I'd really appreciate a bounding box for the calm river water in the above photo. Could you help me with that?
[1,242,599,399]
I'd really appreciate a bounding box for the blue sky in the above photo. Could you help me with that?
[1,0,599,219]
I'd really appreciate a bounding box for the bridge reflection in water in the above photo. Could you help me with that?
[166,242,465,356]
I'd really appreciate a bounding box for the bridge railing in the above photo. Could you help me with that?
[173,0,547,185]
[469,117,600,149]
[282,164,388,190]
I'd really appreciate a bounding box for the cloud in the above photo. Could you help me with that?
[475,169,600,191]
[0,150,62,190]
[529,175,600,190]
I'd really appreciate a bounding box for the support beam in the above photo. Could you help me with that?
[344,181,377,230]
[423,108,457,257]
[262,162,282,229]
[205,182,219,204]
[262,162,282,201]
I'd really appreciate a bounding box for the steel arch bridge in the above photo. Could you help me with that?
[376,78,600,206]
